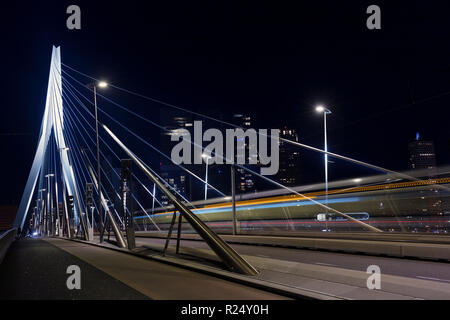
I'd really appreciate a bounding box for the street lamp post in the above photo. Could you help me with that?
[231,163,237,235]
[316,105,332,231]
[58,147,71,238]
[45,174,54,235]
[202,154,212,201]
[38,189,46,236]
[87,81,108,242]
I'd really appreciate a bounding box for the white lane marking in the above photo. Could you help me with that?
[417,276,450,283]
[257,255,270,258]
[315,262,338,267]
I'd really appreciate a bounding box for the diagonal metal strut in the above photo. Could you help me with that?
[102,123,258,276]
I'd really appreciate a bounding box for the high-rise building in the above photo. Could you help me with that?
[159,164,187,206]
[276,127,301,186]
[408,134,442,217]
[408,135,436,170]
[233,114,256,193]
[159,113,195,200]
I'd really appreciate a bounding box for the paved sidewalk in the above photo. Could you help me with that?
[0,239,148,300]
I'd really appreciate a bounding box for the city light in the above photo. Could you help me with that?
[316,106,325,113]
[98,81,108,88]
[316,105,332,114]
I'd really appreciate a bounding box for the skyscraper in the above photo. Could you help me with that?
[160,164,187,206]
[408,135,436,170]
[159,112,195,200]
[408,134,441,216]
[276,127,301,186]
[233,114,256,193]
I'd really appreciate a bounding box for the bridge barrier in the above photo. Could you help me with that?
[0,229,17,264]
[103,124,259,276]
[136,231,450,262]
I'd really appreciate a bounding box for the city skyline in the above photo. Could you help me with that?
[1,1,450,205]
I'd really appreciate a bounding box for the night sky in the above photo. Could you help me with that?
[1,1,450,204]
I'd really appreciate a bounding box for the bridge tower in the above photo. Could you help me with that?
[14,46,88,238]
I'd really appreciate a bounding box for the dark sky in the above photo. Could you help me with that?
[1,1,450,204]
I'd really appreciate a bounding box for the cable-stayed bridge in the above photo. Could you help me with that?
[2,46,450,300]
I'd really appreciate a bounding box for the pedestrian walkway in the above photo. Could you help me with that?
[0,238,287,300]
[0,239,148,300]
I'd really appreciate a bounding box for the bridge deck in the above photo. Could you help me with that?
[131,235,450,300]
[0,238,287,300]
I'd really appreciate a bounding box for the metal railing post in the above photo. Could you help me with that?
[176,214,183,254]
[231,163,237,236]
[80,149,127,248]
[103,124,258,275]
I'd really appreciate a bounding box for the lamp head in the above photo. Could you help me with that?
[316,105,332,114]
[98,81,108,88]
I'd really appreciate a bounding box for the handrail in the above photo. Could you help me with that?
[102,124,259,276]
[80,149,127,248]
[0,228,17,264]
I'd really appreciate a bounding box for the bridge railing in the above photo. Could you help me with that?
[103,124,259,276]
[0,229,17,264]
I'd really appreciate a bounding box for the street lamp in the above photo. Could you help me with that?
[98,81,108,88]
[38,188,46,209]
[45,174,55,235]
[58,147,71,238]
[38,189,46,236]
[202,154,212,201]
[316,105,332,231]
[87,81,108,242]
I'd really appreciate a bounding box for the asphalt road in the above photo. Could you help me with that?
[0,238,288,300]
[138,237,450,284]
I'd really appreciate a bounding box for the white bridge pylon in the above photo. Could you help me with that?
[15,46,85,232]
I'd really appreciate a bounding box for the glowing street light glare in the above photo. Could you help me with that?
[316,106,325,113]
[98,81,108,88]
